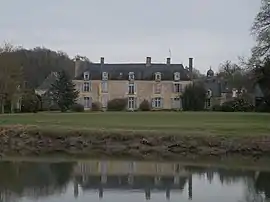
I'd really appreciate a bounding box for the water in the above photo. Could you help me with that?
[0,160,269,202]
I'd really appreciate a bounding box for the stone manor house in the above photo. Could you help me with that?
[37,56,259,111]
[73,57,193,110]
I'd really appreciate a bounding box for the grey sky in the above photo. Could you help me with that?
[0,0,261,73]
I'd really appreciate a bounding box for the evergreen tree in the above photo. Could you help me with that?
[182,83,206,111]
[50,70,79,112]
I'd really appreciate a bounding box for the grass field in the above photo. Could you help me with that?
[0,112,269,136]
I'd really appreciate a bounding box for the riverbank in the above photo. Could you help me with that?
[1,125,270,159]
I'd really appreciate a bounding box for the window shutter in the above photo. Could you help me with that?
[152,98,155,108]
[161,98,164,108]
[172,83,175,93]
[134,83,137,94]
[80,83,84,92]
[80,97,84,106]
[135,97,138,109]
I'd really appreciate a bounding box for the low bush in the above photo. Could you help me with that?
[139,99,151,111]
[71,103,84,112]
[48,104,60,111]
[256,102,270,112]
[212,104,222,111]
[220,98,254,112]
[107,98,127,111]
[92,102,102,111]
[21,91,41,113]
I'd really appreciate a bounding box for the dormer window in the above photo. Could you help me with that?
[102,72,108,80]
[84,71,90,80]
[155,72,161,81]
[207,89,212,98]
[129,72,135,81]
[174,72,180,81]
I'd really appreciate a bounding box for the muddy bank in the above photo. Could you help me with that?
[1,126,270,160]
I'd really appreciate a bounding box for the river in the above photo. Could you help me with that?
[0,159,268,202]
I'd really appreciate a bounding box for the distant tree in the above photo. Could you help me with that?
[192,68,205,79]
[254,57,270,108]
[21,89,40,113]
[50,70,79,112]
[0,43,75,89]
[0,45,23,113]
[182,83,206,111]
[251,0,270,59]
[249,0,270,110]
[217,60,251,90]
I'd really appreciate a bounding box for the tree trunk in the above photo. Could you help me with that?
[0,100,4,114]
[10,102,14,113]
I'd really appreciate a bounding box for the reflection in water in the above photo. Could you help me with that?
[0,160,268,201]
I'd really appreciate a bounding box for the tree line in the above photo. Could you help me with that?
[0,43,91,113]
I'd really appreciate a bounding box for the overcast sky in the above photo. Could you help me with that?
[0,0,261,73]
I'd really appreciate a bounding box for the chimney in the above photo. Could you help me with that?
[189,57,193,80]
[100,57,104,65]
[75,58,81,78]
[166,57,171,66]
[146,57,151,67]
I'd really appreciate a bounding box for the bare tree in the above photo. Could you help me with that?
[251,0,270,59]
[0,48,23,113]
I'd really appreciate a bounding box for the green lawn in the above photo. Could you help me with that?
[0,112,269,135]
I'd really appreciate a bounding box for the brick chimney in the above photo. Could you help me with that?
[146,57,151,67]
[189,58,193,80]
[166,57,171,66]
[100,57,104,65]
[75,58,81,78]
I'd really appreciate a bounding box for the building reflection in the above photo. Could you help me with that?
[73,160,193,200]
[0,160,270,201]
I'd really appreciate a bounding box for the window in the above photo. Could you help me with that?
[102,72,108,80]
[174,72,180,81]
[101,82,108,93]
[84,97,91,108]
[83,82,90,92]
[128,162,136,173]
[129,72,135,80]
[128,97,136,109]
[155,72,161,81]
[207,89,212,98]
[173,83,182,93]
[128,83,135,94]
[152,97,162,108]
[84,72,90,80]
[154,83,162,94]
[101,95,108,108]
[206,99,211,107]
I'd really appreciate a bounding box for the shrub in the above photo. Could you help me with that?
[71,103,84,112]
[139,99,151,111]
[21,91,41,113]
[221,98,254,112]
[107,98,127,111]
[49,104,60,111]
[182,83,206,111]
[256,102,270,112]
[92,102,102,111]
[212,104,222,111]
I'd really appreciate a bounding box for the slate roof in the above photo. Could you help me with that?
[195,77,229,97]
[36,72,58,91]
[75,62,191,81]
[254,83,265,98]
